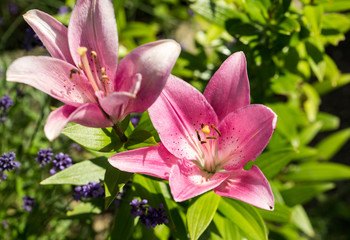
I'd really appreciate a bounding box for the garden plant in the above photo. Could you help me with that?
[1,0,350,239]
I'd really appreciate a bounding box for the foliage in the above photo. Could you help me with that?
[1,0,350,239]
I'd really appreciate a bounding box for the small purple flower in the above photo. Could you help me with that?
[8,3,19,15]
[49,152,73,175]
[73,182,105,201]
[58,5,71,15]
[130,199,168,228]
[0,152,16,173]
[22,196,35,212]
[0,94,14,122]
[35,148,53,167]
[23,27,44,51]
[130,115,141,127]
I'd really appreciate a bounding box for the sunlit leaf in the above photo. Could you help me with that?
[41,157,108,185]
[187,192,221,240]
[316,128,350,161]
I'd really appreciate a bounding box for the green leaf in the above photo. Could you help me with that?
[291,205,315,237]
[132,174,165,207]
[225,18,260,36]
[213,213,244,240]
[316,128,350,161]
[66,202,102,216]
[304,5,323,35]
[316,112,339,131]
[104,165,133,209]
[190,0,247,28]
[218,198,268,240]
[299,121,323,145]
[305,40,326,81]
[280,183,335,206]
[62,123,122,152]
[314,73,350,95]
[251,148,297,179]
[187,192,221,240]
[316,0,350,12]
[257,202,292,223]
[302,83,321,122]
[277,17,300,35]
[285,162,350,182]
[124,129,158,150]
[109,188,137,240]
[134,111,160,142]
[41,157,108,185]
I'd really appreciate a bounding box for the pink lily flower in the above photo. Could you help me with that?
[109,52,277,210]
[6,0,180,141]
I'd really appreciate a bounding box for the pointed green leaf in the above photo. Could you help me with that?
[124,129,158,150]
[187,192,221,240]
[281,183,335,206]
[316,112,339,131]
[62,123,122,152]
[292,205,315,237]
[285,162,350,182]
[41,157,108,185]
[299,121,323,145]
[213,213,244,240]
[257,202,292,223]
[66,202,102,216]
[104,165,133,209]
[316,128,350,161]
[218,198,268,240]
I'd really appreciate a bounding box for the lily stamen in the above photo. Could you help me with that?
[78,47,99,92]
[211,124,221,136]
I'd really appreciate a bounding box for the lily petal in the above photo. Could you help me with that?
[68,0,118,81]
[24,10,74,64]
[7,56,93,107]
[204,52,250,122]
[108,144,177,180]
[169,160,229,202]
[44,103,112,141]
[214,165,274,210]
[218,104,277,170]
[149,75,218,160]
[115,40,181,115]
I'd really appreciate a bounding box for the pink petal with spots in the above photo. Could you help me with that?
[169,160,229,202]
[24,10,74,64]
[149,75,218,160]
[68,0,118,82]
[204,52,250,122]
[7,56,93,107]
[108,143,177,180]
[214,165,274,210]
[44,103,112,141]
[217,104,277,170]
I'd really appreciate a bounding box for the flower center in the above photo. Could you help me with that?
[195,123,222,173]
[69,47,111,102]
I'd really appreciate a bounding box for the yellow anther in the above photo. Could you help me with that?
[77,47,87,56]
[201,125,211,134]
[91,51,97,58]
[211,124,222,136]
[78,62,83,70]
[101,67,106,75]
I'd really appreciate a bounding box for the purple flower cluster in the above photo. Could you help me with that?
[0,94,14,122]
[23,27,44,51]
[130,115,141,127]
[0,152,19,182]
[130,199,168,228]
[35,148,53,167]
[73,182,105,201]
[22,196,35,212]
[49,152,73,175]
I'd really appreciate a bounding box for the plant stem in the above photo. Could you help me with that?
[113,123,128,143]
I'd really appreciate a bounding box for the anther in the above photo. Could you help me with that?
[200,141,207,144]
[201,125,210,134]
[78,46,99,92]
[196,130,201,141]
[201,123,204,128]
[206,136,217,140]
[78,62,83,70]
[91,51,97,58]
[69,69,80,79]
[211,124,221,136]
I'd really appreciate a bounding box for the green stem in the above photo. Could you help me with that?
[113,123,128,143]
